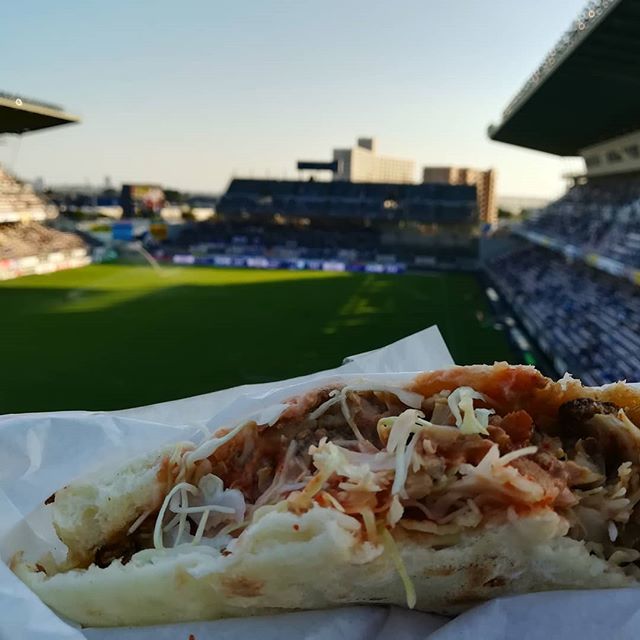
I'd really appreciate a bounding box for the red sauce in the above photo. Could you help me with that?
[500,411,534,445]
[208,424,285,503]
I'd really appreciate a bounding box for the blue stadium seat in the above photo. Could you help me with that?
[488,245,640,385]
[522,180,640,268]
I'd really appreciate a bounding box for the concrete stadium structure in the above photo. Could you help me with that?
[423,166,497,225]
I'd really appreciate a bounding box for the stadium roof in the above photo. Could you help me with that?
[488,0,640,156]
[0,92,79,134]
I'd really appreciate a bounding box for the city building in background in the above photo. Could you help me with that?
[298,137,415,184]
[422,166,497,225]
[333,138,415,184]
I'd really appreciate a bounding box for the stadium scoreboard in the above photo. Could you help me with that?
[121,184,165,218]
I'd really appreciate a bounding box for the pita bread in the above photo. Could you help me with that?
[51,443,191,567]
[12,364,640,627]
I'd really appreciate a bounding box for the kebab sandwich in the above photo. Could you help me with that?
[12,363,640,627]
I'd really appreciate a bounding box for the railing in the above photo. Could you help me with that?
[512,225,640,286]
[502,0,619,120]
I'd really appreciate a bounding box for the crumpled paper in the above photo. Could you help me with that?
[1,325,639,640]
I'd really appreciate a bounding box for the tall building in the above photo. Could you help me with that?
[422,166,497,225]
[331,138,415,184]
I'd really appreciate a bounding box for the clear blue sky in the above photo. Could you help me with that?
[2,0,587,198]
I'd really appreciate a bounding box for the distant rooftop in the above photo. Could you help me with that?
[489,0,640,156]
[0,92,79,134]
[0,92,63,112]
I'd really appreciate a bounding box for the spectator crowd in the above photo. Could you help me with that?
[0,222,86,261]
[0,165,87,261]
[523,181,640,268]
[489,245,640,386]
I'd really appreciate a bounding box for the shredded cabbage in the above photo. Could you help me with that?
[252,441,302,510]
[381,528,416,609]
[288,439,394,516]
[311,440,389,493]
[439,444,541,509]
[153,482,197,549]
[340,392,367,442]
[383,409,430,496]
[308,384,424,443]
[381,408,467,497]
[379,389,501,498]
[319,490,346,512]
[287,442,345,511]
[148,382,565,571]
[192,508,212,545]
[308,389,341,420]
[153,473,246,550]
[387,495,404,527]
[359,507,378,542]
[340,447,396,472]
[185,420,254,466]
[447,387,494,435]
[338,459,389,493]
[459,443,538,479]
[127,508,153,535]
[498,445,539,466]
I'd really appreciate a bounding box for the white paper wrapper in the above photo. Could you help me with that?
[1,325,638,640]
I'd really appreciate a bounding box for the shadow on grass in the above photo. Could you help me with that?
[0,272,517,413]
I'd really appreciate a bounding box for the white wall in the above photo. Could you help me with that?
[581,130,640,177]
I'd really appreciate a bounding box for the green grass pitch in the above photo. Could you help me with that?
[0,264,517,413]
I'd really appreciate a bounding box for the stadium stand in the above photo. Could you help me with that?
[175,178,480,272]
[485,0,640,383]
[521,179,640,269]
[0,222,86,260]
[217,179,477,223]
[0,165,89,279]
[149,177,481,273]
[488,246,640,387]
[163,220,390,264]
[0,92,88,279]
[0,165,54,222]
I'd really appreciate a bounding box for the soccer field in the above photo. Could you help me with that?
[0,265,517,413]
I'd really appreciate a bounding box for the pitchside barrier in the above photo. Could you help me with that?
[171,253,407,275]
[0,249,90,281]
